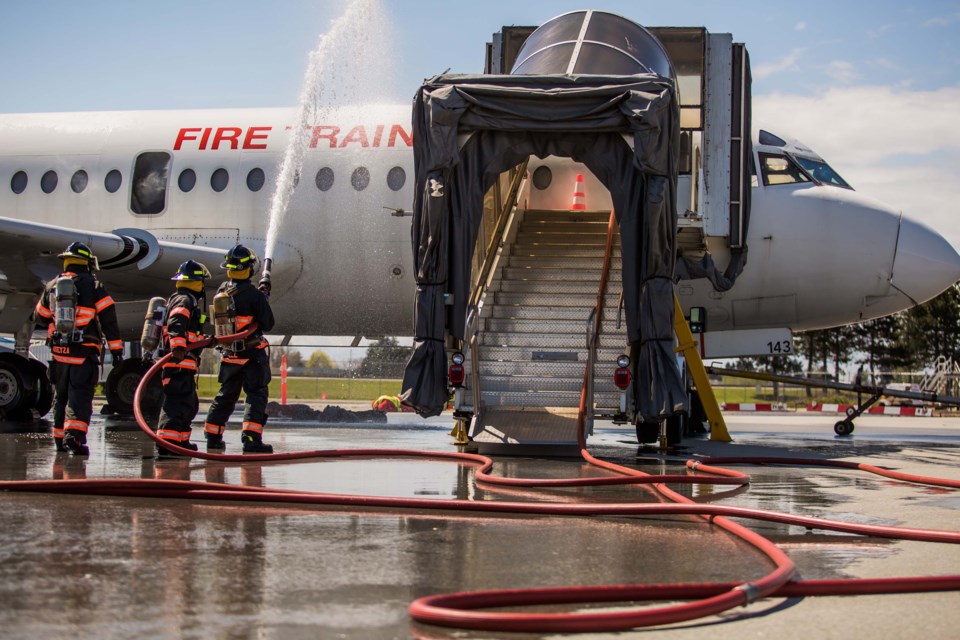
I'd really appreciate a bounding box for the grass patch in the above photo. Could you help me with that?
[196,376,404,402]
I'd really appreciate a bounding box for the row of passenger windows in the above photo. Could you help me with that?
[7,151,409,214]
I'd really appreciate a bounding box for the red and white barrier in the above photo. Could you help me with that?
[721,403,787,412]
[806,403,932,417]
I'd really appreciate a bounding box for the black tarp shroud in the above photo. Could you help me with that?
[401,74,687,420]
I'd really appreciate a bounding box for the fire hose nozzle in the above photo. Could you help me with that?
[258,258,273,296]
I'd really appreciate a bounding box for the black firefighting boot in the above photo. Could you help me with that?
[54,437,67,453]
[63,431,89,456]
[241,431,273,454]
[206,434,226,452]
[156,439,198,458]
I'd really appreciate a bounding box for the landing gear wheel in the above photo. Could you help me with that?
[0,360,26,418]
[666,413,685,445]
[33,375,53,418]
[687,391,708,434]
[636,421,659,444]
[834,420,855,436]
[105,359,162,417]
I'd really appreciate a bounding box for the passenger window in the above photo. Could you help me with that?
[387,166,406,191]
[247,168,265,192]
[316,167,334,191]
[178,168,196,192]
[10,170,27,194]
[41,170,58,194]
[71,170,88,193]
[211,168,229,192]
[131,152,171,214]
[351,167,370,191]
[105,169,122,193]
[759,153,810,187]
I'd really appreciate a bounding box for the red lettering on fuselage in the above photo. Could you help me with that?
[212,127,242,150]
[388,124,412,147]
[173,124,410,150]
[310,126,341,148]
[244,126,271,149]
[339,125,369,148]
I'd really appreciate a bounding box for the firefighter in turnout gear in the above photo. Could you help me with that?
[34,242,123,455]
[203,245,276,453]
[156,260,211,457]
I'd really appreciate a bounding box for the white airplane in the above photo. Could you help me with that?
[1,17,959,421]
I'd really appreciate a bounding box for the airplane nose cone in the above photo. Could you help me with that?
[891,217,960,305]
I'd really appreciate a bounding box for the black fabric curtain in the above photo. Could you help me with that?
[401,74,687,419]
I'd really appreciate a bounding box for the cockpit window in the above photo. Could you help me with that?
[758,152,811,186]
[792,156,852,189]
[758,130,787,147]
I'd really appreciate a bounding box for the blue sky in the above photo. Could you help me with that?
[2,0,959,244]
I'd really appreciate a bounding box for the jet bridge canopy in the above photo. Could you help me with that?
[401,67,687,420]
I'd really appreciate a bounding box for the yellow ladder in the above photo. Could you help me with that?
[673,295,732,442]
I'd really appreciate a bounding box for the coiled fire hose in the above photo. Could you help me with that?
[0,326,957,633]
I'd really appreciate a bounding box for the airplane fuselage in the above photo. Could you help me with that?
[1,106,957,344]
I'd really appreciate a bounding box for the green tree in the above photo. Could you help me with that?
[306,350,335,370]
[852,314,910,384]
[735,349,803,398]
[358,337,412,378]
[270,346,303,370]
[900,283,960,369]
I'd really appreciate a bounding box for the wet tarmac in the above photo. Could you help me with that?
[0,408,957,639]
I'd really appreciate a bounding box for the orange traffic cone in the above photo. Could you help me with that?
[571,173,586,210]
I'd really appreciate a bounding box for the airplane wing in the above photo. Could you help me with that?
[0,215,230,337]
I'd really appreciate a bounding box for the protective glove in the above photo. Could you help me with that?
[171,346,186,362]
[257,278,271,298]
[111,350,124,365]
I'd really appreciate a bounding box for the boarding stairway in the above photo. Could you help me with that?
[919,356,960,396]
[467,208,628,453]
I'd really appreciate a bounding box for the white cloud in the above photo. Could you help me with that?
[866,24,895,38]
[752,48,804,79]
[754,85,960,164]
[794,21,807,32]
[754,85,960,249]
[825,60,858,83]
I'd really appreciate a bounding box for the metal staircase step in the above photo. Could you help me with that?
[478,360,620,378]
[516,225,607,241]
[510,245,622,258]
[505,257,618,269]
[482,317,627,334]
[481,376,627,395]
[502,267,622,282]
[486,305,624,321]
[479,331,627,349]
[479,389,622,409]
[523,210,612,223]
[479,345,627,362]
[498,280,615,295]
[493,292,600,307]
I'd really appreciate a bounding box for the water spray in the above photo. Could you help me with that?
[262,0,392,273]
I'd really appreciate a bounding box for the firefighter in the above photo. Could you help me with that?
[202,245,275,453]
[35,242,123,455]
[156,260,211,457]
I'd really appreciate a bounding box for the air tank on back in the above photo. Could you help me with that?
[510,10,674,80]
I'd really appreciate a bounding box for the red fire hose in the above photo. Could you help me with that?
[0,326,957,633]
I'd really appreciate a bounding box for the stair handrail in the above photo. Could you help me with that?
[465,304,482,416]
[467,160,530,312]
[464,160,529,419]
[582,210,619,437]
